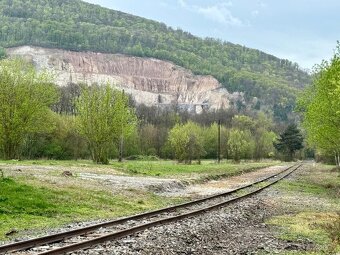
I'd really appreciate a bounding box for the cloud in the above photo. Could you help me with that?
[197,3,243,26]
[251,10,259,17]
[258,1,267,8]
[178,0,187,8]
[178,0,243,26]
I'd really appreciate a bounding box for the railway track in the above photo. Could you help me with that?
[0,164,301,255]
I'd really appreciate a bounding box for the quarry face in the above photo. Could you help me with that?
[7,46,243,112]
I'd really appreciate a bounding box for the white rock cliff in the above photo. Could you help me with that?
[7,46,243,112]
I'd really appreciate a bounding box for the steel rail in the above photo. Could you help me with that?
[38,164,301,255]
[0,164,298,254]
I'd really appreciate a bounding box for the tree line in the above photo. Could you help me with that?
[298,43,340,168]
[0,58,306,164]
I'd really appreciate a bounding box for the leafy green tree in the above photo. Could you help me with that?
[0,58,58,159]
[168,121,205,164]
[76,84,137,164]
[227,128,254,162]
[298,44,340,167]
[274,124,303,161]
[203,123,228,159]
[230,114,276,160]
[122,129,140,157]
[114,91,138,162]
[254,129,277,159]
[21,114,90,160]
[253,113,276,159]
[231,115,256,132]
[203,123,219,159]
[139,124,158,155]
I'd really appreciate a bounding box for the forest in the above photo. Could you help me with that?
[0,0,311,121]
[0,58,307,164]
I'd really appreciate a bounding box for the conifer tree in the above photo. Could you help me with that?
[274,124,303,161]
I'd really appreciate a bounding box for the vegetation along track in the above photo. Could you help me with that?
[1,164,301,255]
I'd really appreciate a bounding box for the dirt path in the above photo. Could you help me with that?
[169,165,289,197]
[1,163,289,196]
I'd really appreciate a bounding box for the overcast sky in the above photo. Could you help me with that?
[84,0,339,70]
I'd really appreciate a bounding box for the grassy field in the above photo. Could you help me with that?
[0,159,279,241]
[0,176,183,240]
[109,160,279,179]
[0,159,279,179]
[267,164,340,254]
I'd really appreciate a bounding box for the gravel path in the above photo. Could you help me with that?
[180,165,288,197]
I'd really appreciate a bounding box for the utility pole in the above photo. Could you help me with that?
[119,89,125,163]
[119,135,124,162]
[217,119,221,164]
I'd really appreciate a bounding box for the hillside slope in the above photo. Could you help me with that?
[8,46,243,112]
[0,0,310,116]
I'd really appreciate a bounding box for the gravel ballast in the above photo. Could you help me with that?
[69,166,313,255]
[72,196,312,255]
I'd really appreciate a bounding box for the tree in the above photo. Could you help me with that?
[114,90,138,162]
[229,114,276,161]
[168,121,205,164]
[274,124,303,161]
[298,43,340,167]
[254,129,277,159]
[253,113,276,160]
[0,58,59,159]
[231,115,255,132]
[139,124,158,155]
[76,84,136,164]
[227,128,254,162]
[203,123,219,159]
[203,122,228,160]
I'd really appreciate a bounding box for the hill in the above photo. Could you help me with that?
[0,0,310,119]
[7,45,242,113]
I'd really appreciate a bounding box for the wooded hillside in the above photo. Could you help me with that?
[0,0,310,119]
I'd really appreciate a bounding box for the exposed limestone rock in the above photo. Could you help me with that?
[7,46,243,112]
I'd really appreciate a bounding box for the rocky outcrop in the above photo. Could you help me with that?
[7,46,243,112]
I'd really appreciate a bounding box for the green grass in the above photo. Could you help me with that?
[0,159,279,241]
[275,181,329,197]
[267,164,340,254]
[0,177,182,240]
[109,160,278,179]
[268,212,336,245]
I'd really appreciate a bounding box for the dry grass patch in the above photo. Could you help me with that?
[268,164,340,254]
